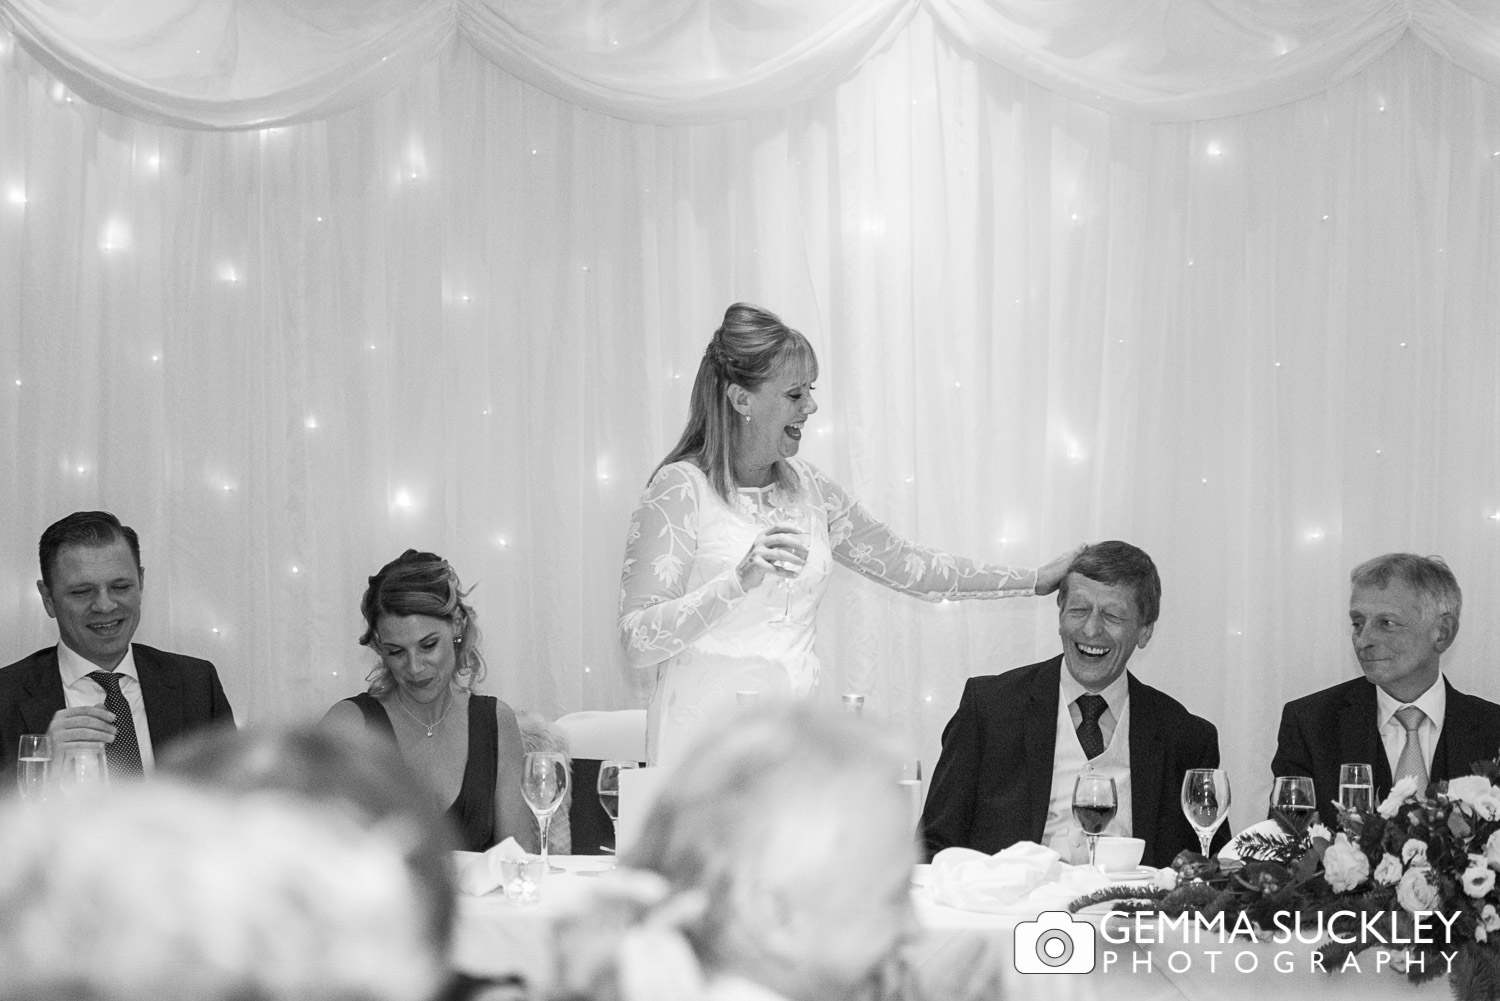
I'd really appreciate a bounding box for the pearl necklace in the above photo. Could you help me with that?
[395,688,453,738]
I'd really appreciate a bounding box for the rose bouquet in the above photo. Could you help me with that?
[1069,760,1500,999]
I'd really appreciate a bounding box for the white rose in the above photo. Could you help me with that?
[1323,833,1371,893]
[1482,904,1500,932]
[1397,868,1442,913]
[1379,777,1421,818]
[1308,822,1332,843]
[1486,830,1500,868]
[1374,853,1403,886]
[1401,839,1430,869]
[1152,867,1179,891]
[1464,860,1497,898]
[1447,777,1500,819]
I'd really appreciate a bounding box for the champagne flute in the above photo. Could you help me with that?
[55,744,109,799]
[768,502,811,624]
[16,735,52,806]
[596,759,638,864]
[521,751,569,874]
[1181,768,1231,857]
[1337,763,1374,815]
[1271,775,1317,838]
[1071,774,1118,869]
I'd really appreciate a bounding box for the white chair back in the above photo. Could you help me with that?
[553,709,647,762]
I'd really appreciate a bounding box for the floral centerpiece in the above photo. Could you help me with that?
[1069,760,1500,999]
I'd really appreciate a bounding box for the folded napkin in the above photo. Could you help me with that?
[457,837,528,896]
[1219,818,1289,861]
[927,842,1113,915]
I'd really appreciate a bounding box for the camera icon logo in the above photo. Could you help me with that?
[1013,911,1097,974]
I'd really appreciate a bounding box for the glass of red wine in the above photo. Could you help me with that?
[1271,775,1317,839]
[1072,773,1118,870]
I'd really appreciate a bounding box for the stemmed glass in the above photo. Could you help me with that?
[1071,774,1118,870]
[55,745,109,799]
[16,735,52,806]
[751,492,810,625]
[1271,775,1318,839]
[521,751,569,874]
[596,759,638,865]
[1181,768,1231,857]
[1337,763,1374,816]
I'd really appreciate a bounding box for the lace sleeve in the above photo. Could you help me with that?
[617,464,748,670]
[811,466,1038,601]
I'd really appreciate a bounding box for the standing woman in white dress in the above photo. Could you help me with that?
[618,303,1080,765]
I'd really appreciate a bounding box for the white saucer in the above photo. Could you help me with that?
[1104,866,1158,882]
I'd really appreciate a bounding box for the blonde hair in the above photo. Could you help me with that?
[359,549,485,697]
[655,303,818,504]
[0,781,443,1001]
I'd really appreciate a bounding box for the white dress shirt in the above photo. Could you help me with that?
[57,642,156,771]
[1043,668,1132,863]
[1376,676,1445,780]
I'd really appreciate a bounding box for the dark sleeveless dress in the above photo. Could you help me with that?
[346,691,499,852]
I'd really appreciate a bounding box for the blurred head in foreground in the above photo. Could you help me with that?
[0,777,444,1001]
[554,703,917,1001]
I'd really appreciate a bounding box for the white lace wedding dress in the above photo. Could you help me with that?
[618,457,1038,765]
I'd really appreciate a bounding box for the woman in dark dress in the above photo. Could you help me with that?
[320,549,535,853]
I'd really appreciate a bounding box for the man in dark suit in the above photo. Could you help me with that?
[0,511,234,778]
[921,541,1223,868]
[1273,553,1500,826]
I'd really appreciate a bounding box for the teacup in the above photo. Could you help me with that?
[1093,836,1146,873]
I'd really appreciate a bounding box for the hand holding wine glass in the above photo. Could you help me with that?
[1180,768,1231,857]
[596,759,638,863]
[1271,775,1317,839]
[521,751,569,873]
[1072,773,1118,869]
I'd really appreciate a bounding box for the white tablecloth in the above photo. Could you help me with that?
[450,854,1447,1001]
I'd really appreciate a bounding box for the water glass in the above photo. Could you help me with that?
[898,759,923,830]
[1180,768,1231,857]
[56,745,110,798]
[521,751,569,873]
[1271,775,1317,838]
[1337,763,1374,815]
[596,759,638,861]
[16,734,52,805]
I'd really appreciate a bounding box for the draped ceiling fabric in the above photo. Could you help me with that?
[4,0,1500,832]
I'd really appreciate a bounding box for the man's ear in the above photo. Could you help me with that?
[1136,622,1155,650]
[1432,611,1459,654]
[36,580,57,620]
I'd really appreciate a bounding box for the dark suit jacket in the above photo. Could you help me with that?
[0,644,236,775]
[921,656,1224,868]
[1272,676,1500,826]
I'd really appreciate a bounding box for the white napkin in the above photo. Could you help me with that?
[457,836,528,896]
[1219,818,1288,861]
[927,842,1114,915]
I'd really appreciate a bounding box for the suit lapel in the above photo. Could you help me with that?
[1023,658,1063,841]
[18,649,66,734]
[1338,681,1390,790]
[1127,675,1165,845]
[1438,679,1492,780]
[135,646,182,747]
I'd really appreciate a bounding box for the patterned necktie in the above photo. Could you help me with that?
[1076,694,1108,760]
[1393,705,1428,789]
[87,671,144,778]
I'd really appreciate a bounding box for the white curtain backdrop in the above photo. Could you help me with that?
[5,1,1500,833]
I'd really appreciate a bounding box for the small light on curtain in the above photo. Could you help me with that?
[493,536,509,548]
[99,217,131,252]
[6,187,24,205]
[13,380,20,386]
[458,294,471,302]
[315,215,324,223]
[1201,478,1209,484]
[221,483,235,493]
[48,81,68,103]
[1206,142,1222,158]
[404,141,426,182]
[924,695,933,703]
[304,416,318,429]
[1399,342,1407,348]
[217,262,239,283]
[480,407,491,416]
[1375,449,1383,455]
[391,488,416,512]
[530,149,538,156]
[1187,258,1195,266]
[74,464,86,475]
[583,666,592,674]
[211,627,220,635]
[147,154,160,170]
[596,457,610,483]
[1321,215,1330,221]
[1304,528,1325,542]
[1490,513,1500,522]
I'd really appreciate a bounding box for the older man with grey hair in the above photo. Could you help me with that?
[1272,553,1500,826]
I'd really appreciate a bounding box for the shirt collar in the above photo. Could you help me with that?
[1376,675,1446,732]
[57,641,139,687]
[1060,662,1130,718]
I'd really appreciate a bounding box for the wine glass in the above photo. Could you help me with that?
[1180,768,1231,857]
[750,492,808,625]
[1337,763,1374,816]
[596,759,638,864]
[1271,775,1317,839]
[1071,774,1118,869]
[521,751,569,874]
[55,745,109,799]
[16,735,52,806]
